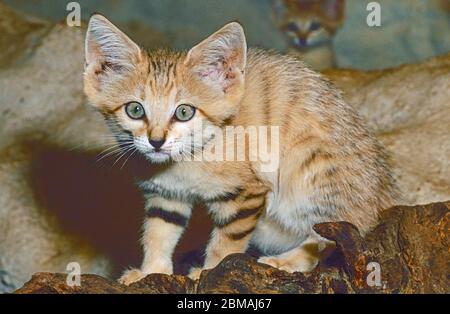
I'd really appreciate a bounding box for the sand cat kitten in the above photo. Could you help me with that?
[84,14,397,284]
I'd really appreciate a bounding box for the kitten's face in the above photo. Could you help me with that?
[84,15,246,163]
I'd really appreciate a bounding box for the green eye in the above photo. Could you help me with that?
[125,101,145,119]
[174,104,196,122]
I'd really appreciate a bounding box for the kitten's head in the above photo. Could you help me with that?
[84,15,246,163]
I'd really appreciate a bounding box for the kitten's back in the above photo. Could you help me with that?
[239,49,399,232]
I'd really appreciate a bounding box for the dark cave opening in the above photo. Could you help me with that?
[29,145,212,276]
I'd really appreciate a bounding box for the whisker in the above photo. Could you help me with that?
[120,147,138,170]
[96,143,133,162]
[112,145,135,167]
[97,143,126,155]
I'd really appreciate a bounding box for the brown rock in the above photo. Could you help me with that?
[15,201,449,294]
[196,254,355,294]
[363,201,449,293]
[128,274,196,294]
[197,254,313,294]
[15,273,127,294]
[15,272,195,294]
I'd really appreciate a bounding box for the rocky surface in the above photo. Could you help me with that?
[0,3,114,292]
[323,55,450,206]
[15,273,195,294]
[15,201,449,294]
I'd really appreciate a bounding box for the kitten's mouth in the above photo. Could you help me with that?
[145,150,172,163]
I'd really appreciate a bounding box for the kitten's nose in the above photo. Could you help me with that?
[149,139,165,150]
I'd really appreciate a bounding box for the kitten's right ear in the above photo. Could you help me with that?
[185,22,247,95]
[85,14,142,79]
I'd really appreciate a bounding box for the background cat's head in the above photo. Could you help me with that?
[84,14,247,163]
[272,0,345,50]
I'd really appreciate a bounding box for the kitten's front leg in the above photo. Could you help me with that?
[190,191,266,279]
[119,195,192,285]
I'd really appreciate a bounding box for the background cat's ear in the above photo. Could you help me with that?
[185,22,247,94]
[322,0,345,21]
[85,14,142,78]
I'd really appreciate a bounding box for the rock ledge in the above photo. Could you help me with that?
[15,201,449,294]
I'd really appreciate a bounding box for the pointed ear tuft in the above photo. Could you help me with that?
[85,14,142,77]
[185,22,247,94]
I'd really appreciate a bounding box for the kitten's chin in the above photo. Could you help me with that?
[145,151,172,164]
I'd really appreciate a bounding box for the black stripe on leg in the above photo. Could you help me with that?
[227,226,256,241]
[214,201,265,229]
[146,207,188,227]
[204,187,244,203]
[242,191,268,201]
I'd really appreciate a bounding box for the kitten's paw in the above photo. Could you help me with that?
[187,267,203,280]
[118,268,147,286]
[258,256,286,269]
[258,254,318,273]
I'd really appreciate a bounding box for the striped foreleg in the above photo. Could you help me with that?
[119,194,192,285]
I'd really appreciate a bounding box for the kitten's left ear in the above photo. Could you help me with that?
[85,14,142,78]
[185,22,247,94]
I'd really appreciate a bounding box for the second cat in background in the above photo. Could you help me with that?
[272,0,345,70]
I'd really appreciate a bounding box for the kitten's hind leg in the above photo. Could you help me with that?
[258,235,335,273]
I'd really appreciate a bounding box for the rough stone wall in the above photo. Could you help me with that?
[4,0,450,70]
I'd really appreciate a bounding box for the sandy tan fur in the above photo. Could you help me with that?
[84,15,398,283]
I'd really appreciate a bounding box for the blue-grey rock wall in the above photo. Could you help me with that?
[4,0,449,70]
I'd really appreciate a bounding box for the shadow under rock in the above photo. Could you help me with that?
[29,144,212,276]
